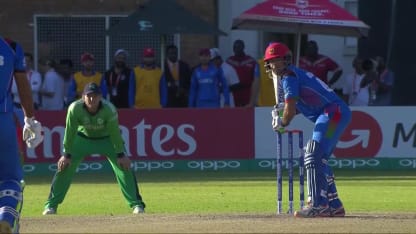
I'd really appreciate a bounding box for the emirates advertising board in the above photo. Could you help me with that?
[25,108,254,163]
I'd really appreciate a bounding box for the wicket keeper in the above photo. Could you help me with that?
[43,82,145,215]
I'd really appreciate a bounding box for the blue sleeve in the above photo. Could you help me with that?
[159,74,167,107]
[100,74,108,99]
[283,76,300,101]
[14,43,25,72]
[188,71,197,107]
[219,69,230,106]
[128,72,136,107]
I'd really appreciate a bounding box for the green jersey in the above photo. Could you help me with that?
[63,99,125,155]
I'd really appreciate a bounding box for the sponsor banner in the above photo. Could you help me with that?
[23,158,416,175]
[255,106,416,159]
[26,108,254,162]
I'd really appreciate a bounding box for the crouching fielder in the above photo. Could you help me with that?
[264,42,351,218]
[43,82,145,215]
[0,37,43,234]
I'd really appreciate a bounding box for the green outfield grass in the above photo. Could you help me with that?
[21,170,416,217]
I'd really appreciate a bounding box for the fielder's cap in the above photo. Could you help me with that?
[199,48,211,56]
[81,52,95,62]
[143,47,155,57]
[114,49,128,57]
[83,82,101,95]
[210,48,221,60]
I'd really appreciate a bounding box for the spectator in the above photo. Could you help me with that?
[11,52,42,110]
[299,40,343,91]
[210,48,239,107]
[133,48,163,108]
[226,39,260,107]
[360,58,379,105]
[372,56,395,105]
[343,56,369,106]
[57,59,74,108]
[188,48,230,108]
[256,58,276,106]
[67,52,102,103]
[38,58,65,110]
[101,49,135,108]
[161,44,192,108]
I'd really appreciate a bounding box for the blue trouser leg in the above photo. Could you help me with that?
[0,180,23,233]
[0,112,24,233]
[311,103,351,207]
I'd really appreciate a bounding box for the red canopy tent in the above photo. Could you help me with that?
[232,0,370,65]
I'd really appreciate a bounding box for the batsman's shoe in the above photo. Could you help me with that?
[132,205,145,214]
[0,221,12,234]
[42,207,57,215]
[330,206,346,217]
[294,205,330,218]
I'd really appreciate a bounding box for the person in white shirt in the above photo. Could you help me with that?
[38,58,65,110]
[343,56,370,106]
[11,53,42,109]
[210,48,240,107]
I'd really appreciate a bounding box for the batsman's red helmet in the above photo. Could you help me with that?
[263,42,291,62]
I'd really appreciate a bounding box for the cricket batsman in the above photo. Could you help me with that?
[0,37,43,234]
[264,42,350,218]
[42,82,145,215]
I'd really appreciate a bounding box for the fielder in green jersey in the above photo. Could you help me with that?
[43,82,145,215]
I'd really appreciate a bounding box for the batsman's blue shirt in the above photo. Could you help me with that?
[0,37,25,113]
[281,65,343,122]
[280,64,351,159]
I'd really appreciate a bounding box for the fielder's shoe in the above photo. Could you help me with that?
[42,207,57,215]
[294,205,330,218]
[132,205,145,214]
[0,221,12,234]
[330,206,346,217]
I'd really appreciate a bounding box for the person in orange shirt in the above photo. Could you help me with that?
[133,48,163,108]
[68,52,102,103]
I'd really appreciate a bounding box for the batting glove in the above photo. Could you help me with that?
[271,108,285,133]
[23,117,44,148]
